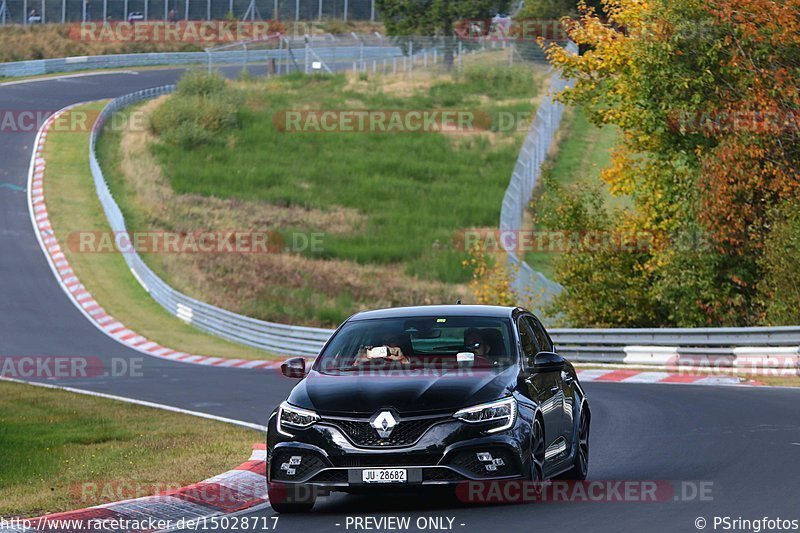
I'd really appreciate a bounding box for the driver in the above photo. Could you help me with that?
[352,331,411,366]
[463,328,491,358]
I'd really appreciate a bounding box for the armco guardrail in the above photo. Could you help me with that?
[0,46,397,78]
[0,34,532,79]
[89,86,333,356]
[86,88,799,361]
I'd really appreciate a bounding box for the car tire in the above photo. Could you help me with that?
[527,418,545,481]
[267,483,317,513]
[556,409,589,480]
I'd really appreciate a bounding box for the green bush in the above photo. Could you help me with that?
[176,70,229,98]
[651,225,756,327]
[150,72,239,148]
[758,201,800,325]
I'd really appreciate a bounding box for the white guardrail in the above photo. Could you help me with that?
[89,87,800,363]
[90,86,332,356]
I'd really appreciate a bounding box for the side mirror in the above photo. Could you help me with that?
[281,357,307,378]
[528,351,565,373]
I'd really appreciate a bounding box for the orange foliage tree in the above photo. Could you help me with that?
[540,0,800,326]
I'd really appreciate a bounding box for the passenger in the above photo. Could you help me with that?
[353,331,411,366]
[463,327,491,358]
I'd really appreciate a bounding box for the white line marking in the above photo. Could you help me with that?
[0,70,140,87]
[0,376,267,432]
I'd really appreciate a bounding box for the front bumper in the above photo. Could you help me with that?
[266,411,530,489]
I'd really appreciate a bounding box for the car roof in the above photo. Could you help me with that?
[348,304,517,322]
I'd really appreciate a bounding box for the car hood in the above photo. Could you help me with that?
[287,366,518,416]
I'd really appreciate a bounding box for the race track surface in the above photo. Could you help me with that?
[1,68,798,532]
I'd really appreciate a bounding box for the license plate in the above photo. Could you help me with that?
[361,468,407,483]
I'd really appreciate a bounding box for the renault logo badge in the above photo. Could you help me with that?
[371,411,397,438]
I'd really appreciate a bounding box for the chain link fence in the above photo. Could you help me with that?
[205,33,548,75]
[500,41,577,312]
[0,0,378,25]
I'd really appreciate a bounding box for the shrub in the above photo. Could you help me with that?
[150,71,240,148]
[758,201,800,325]
[176,70,228,98]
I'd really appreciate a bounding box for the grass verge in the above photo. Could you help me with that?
[0,380,257,516]
[98,61,547,326]
[525,106,623,278]
[43,101,273,360]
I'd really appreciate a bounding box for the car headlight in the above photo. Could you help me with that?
[277,401,319,436]
[454,397,517,433]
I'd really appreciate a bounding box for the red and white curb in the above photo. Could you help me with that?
[1,444,269,533]
[27,105,281,372]
[575,368,751,386]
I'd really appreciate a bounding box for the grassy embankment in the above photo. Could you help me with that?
[0,380,256,516]
[45,101,272,359]
[524,107,622,279]
[99,54,549,326]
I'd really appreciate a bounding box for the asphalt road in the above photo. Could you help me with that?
[1,68,798,533]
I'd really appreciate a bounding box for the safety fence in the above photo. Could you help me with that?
[499,40,578,311]
[0,0,379,26]
[0,34,545,77]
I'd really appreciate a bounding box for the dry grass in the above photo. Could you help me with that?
[0,21,385,64]
[45,101,273,359]
[119,98,366,235]
[0,24,203,63]
[108,98,465,327]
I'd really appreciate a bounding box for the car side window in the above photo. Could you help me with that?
[531,318,553,353]
[517,317,542,358]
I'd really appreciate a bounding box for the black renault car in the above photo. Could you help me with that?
[266,305,590,512]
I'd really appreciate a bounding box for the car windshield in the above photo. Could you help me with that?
[314,316,517,373]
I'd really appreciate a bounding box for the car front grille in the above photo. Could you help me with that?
[330,454,441,467]
[309,470,349,483]
[324,416,450,448]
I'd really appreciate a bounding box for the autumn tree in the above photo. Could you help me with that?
[540,0,800,326]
